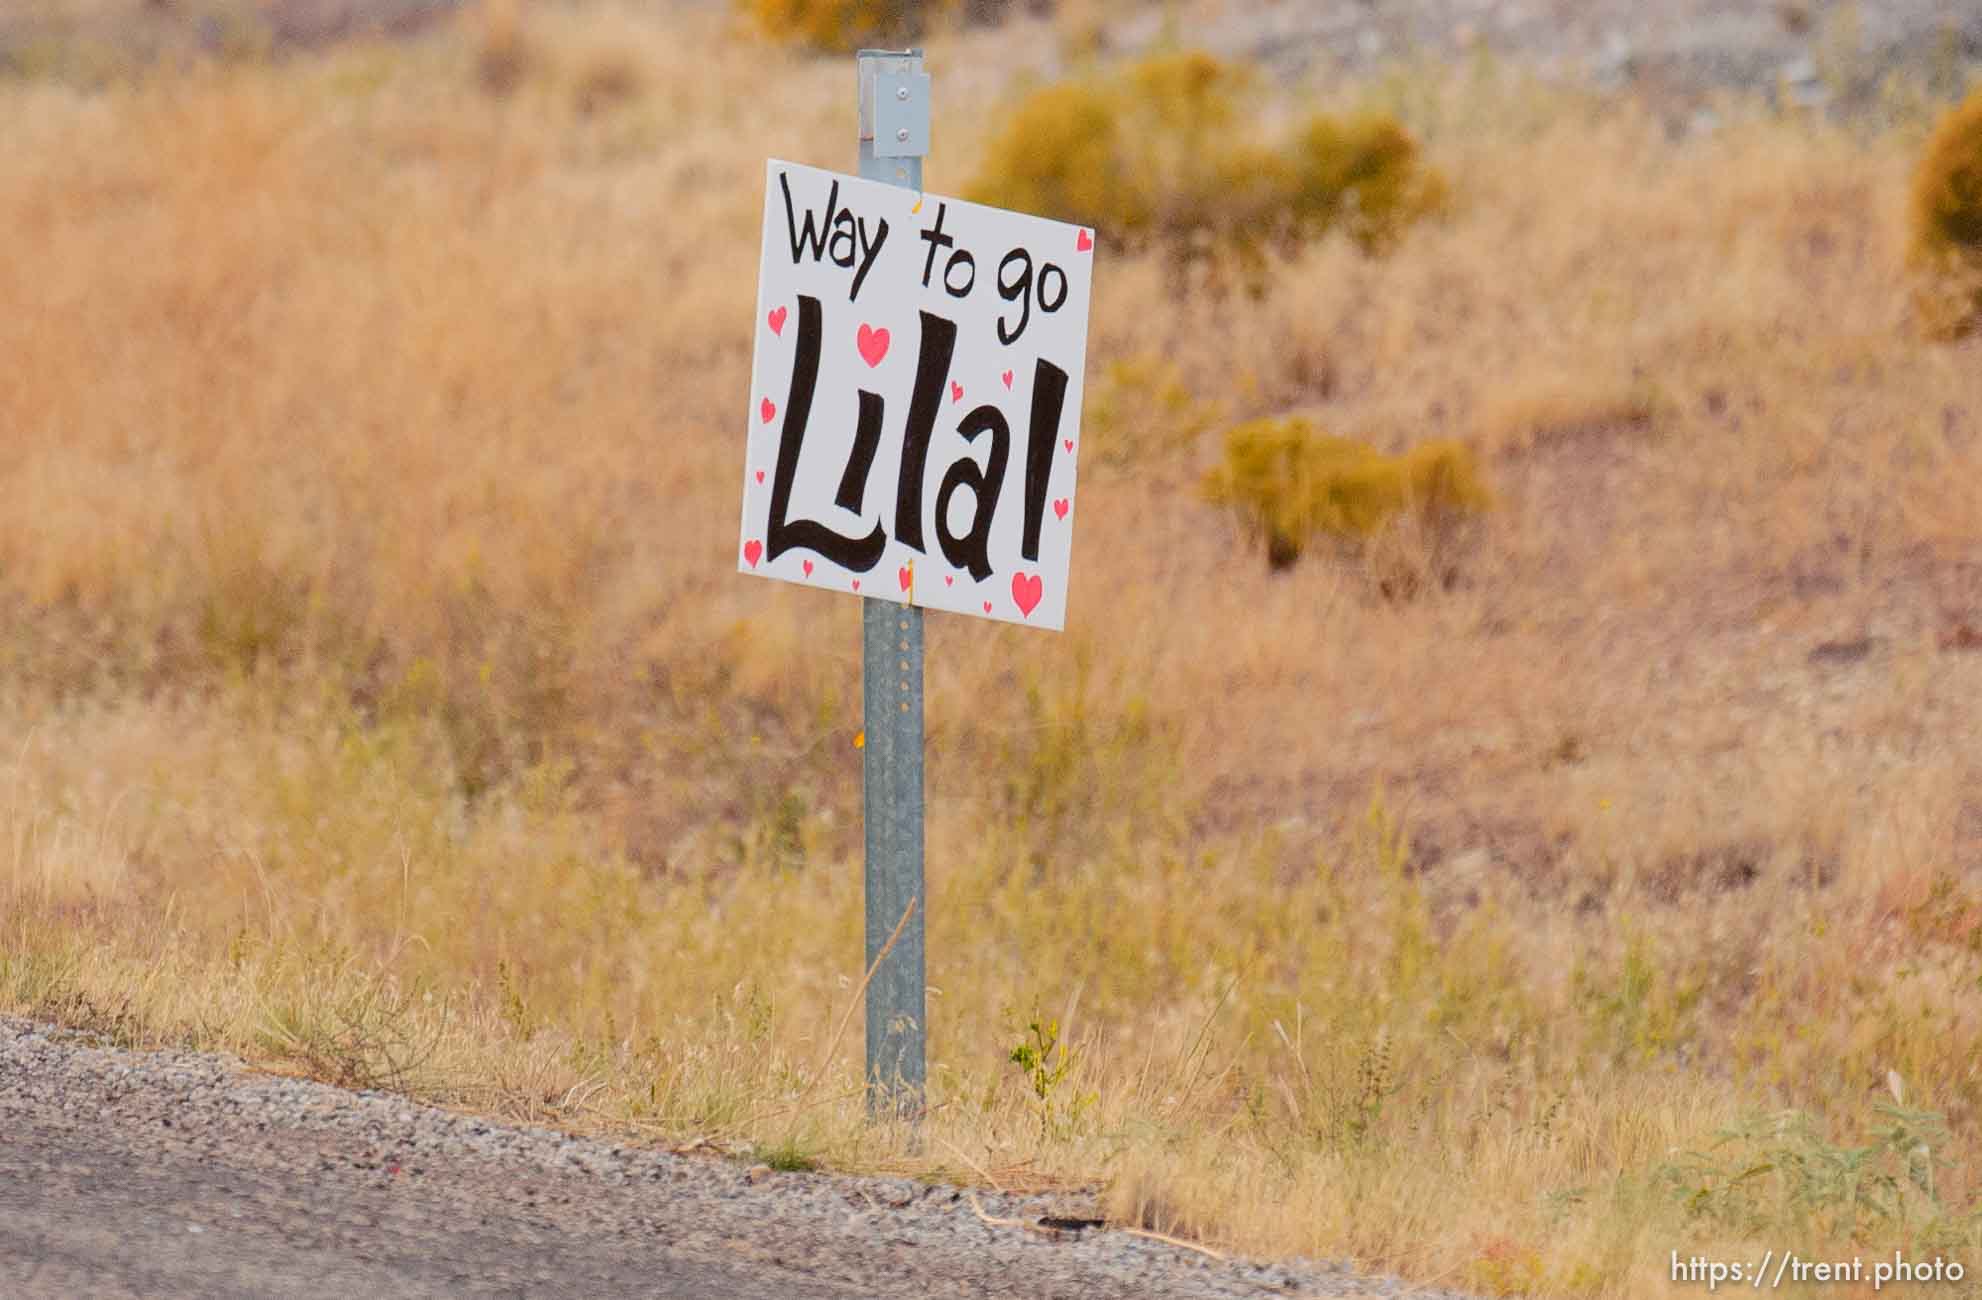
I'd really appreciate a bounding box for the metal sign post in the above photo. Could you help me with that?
[740,51,1088,1114]
[857,48,929,1118]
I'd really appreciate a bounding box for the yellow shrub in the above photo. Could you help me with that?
[1124,47,1248,137]
[969,53,1441,277]
[1400,439,1493,521]
[1081,354,1220,471]
[740,0,944,52]
[1288,113,1449,254]
[966,78,1153,240]
[1202,418,1489,571]
[1910,88,1982,339]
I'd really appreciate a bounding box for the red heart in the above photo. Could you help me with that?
[949,381,963,403]
[1063,439,1074,452]
[898,565,912,592]
[767,306,787,335]
[982,601,993,613]
[857,324,890,367]
[1011,571,1043,617]
[1076,229,1093,252]
[1001,369,1013,389]
[755,470,766,484]
[743,540,763,568]
[852,579,861,591]
[944,575,954,586]
[1053,498,1069,520]
[760,398,776,424]
[802,559,814,577]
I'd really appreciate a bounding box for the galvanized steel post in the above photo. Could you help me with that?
[857,48,929,1119]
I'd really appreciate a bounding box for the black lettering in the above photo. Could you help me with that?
[996,248,1033,345]
[835,391,885,513]
[1020,360,1069,562]
[935,406,1009,582]
[917,202,954,288]
[779,173,837,265]
[829,209,858,269]
[943,250,975,298]
[1037,262,1068,313]
[850,216,888,303]
[765,295,888,573]
[778,172,887,302]
[893,311,957,553]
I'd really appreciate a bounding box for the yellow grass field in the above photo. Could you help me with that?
[4,4,1981,1295]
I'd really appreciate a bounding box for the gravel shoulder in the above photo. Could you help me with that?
[0,1016,1481,1299]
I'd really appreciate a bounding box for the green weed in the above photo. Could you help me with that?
[1006,1005,1094,1138]
[752,1137,821,1172]
[1653,1101,1982,1247]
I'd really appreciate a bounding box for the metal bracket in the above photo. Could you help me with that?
[858,49,929,159]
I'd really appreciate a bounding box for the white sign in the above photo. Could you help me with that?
[738,160,1094,630]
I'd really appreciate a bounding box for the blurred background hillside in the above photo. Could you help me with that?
[6,0,1980,106]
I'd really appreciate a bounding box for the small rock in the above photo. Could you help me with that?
[1808,636,1875,666]
[1939,619,1982,653]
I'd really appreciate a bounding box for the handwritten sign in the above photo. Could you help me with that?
[738,160,1094,630]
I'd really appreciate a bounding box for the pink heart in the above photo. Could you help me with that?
[1001,369,1013,389]
[802,559,814,577]
[857,324,890,367]
[1011,571,1042,617]
[852,579,861,591]
[743,540,762,568]
[898,565,912,592]
[755,470,766,484]
[760,398,776,424]
[1063,439,1074,452]
[1053,498,1069,520]
[1076,229,1093,252]
[982,601,993,613]
[949,381,963,404]
[944,575,954,586]
[767,306,787,335]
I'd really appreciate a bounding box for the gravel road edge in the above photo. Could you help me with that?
[1,1015,1483,1299]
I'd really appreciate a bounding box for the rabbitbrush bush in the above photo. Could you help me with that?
[740,0,931,52]
[740,0,1038,51]
[1203,417,1490,571]
[1909,88,1982,339]
[968,51,1444,279]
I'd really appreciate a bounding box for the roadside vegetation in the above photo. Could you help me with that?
[966,50,1445,284]
[1910,87,1982,338]
[3,3,1981,1296]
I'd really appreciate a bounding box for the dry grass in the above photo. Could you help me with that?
[4,5,1982,1296]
